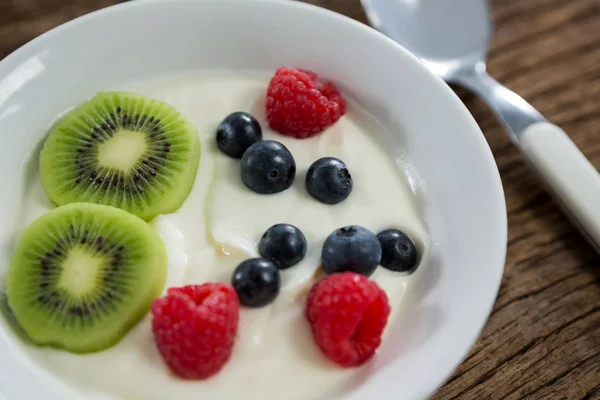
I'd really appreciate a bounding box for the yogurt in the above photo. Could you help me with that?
[13,70,429,400]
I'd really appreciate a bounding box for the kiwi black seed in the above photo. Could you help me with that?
[39,92,201,221]
[6,203,167,353]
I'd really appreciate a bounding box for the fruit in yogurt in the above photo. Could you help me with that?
[231,258,281,307]
[240,140,296,194]
[216,112,262,158]
[266,67,346,138]
[377,229,419,273]
[151,284,240,379]
[321,226,382,276]
[258,223,307,269]
[305,272,390,367]
[39,92,201,221]
[306,157,353,204]
[6,202,167,353]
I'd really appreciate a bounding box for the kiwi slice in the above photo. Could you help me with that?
[39,92,201,221]
[6,202,167,353]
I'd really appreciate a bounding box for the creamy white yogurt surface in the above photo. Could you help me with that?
[13,71,429,400]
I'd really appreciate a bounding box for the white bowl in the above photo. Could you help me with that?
[0,0,507,399]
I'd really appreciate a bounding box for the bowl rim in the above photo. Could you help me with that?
[0,0,508,399]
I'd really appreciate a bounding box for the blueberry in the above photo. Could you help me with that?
[259,224,307,269]
[241,140,296,194]
[377,229,418,273]
[231,258,280,307]
[321,225,382,276]
[216,112,262,158]
[306,157,352,204]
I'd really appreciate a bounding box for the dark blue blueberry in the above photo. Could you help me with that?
[216,112,262,158]
[259,224,307,269]
[241,140,296,194]
[377,229,419,273]
[231,258,281,307]
[321,225,382,276]
[305,157,352,204]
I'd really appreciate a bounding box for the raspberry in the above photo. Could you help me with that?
[151,283,239,379]
[305,272,390,367]
[266,67,347,138]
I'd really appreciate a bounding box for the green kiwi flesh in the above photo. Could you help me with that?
[6,202,167,353]
[39,92,201,221]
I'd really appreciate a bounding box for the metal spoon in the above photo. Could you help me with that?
[361,0,600,251]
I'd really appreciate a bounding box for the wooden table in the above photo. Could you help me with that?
[1,0,599,399]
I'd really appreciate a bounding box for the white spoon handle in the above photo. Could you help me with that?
[455,70,600,250]
[520,122,600,248]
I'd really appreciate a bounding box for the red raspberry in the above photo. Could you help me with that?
[151,283,239,379]
[266,67,347,138]
[305,272,390,367]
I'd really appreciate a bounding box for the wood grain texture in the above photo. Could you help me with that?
[1,0,599,399]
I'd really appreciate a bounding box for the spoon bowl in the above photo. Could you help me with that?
[362,0,490,79]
